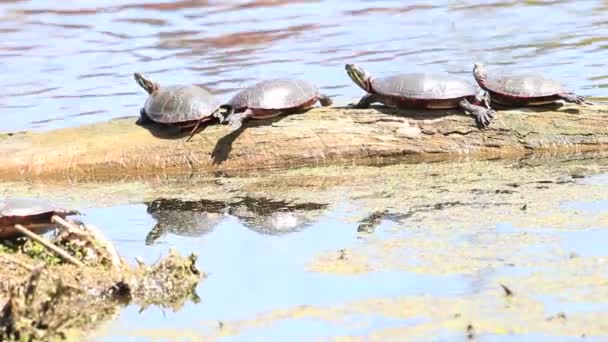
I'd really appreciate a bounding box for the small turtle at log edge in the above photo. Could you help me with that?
[473,63,591,107]
[134,72,233,141]
[223,78,333,131]
[345,63,496,129]
[0,197,79,239]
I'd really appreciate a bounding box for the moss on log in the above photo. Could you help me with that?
[0,104,607,180]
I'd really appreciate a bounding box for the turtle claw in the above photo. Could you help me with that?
[459,99,494,129]
[473,107,495,129]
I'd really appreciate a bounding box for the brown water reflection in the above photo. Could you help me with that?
[0,0,606,132]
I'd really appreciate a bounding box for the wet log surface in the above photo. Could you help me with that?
[0,104,607,181]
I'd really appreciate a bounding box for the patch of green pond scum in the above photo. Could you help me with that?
[0,233,203,341]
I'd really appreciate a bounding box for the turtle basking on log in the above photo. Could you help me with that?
[134,72,233,140]
[345,64,495,129]
[223,78,333,131]
[472,63,591,107]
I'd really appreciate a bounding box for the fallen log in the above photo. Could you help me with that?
[1,104,607,180]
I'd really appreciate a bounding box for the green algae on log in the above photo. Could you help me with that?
[1,104,607,180]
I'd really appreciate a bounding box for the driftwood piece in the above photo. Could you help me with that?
[0,104,606,180]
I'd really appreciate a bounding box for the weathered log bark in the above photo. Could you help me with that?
[1,104,607,180]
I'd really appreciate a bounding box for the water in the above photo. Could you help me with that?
[2,1,608,340]
[1,1,608,132]
[1,155,608,340]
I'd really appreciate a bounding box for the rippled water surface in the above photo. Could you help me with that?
[1,0,608,132]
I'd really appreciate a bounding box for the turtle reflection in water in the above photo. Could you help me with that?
[144,198,229,245]
[228,197,327,236]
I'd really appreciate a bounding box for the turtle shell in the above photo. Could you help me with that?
[144,85,221,124]
[228,78,321,110]
[371,73,478,100]
[0,197,70,219]
[0,197,76,239]
[483,73,566,97]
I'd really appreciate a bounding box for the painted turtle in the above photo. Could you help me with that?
[345,64,495,129]
[472,63,589,107]
[224,78,333,131]
[0,197,79,239]
[133,72,233,139]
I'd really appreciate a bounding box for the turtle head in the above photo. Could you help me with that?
[473,63,487,84]
[134,72,160,94]
[345,64,373,92]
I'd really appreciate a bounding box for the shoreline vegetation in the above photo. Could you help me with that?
[0,217,203,341]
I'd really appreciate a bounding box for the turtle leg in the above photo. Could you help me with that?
[557,93,592,105]
[136,108,152,125]
[458,99,495,129]
[145,224,165,246]
[318,94,333,107]
[350,94,379,109]
[214,104,234,124]
[227,108,256,131]
[474,90,492,109]
[186,105,236,142]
